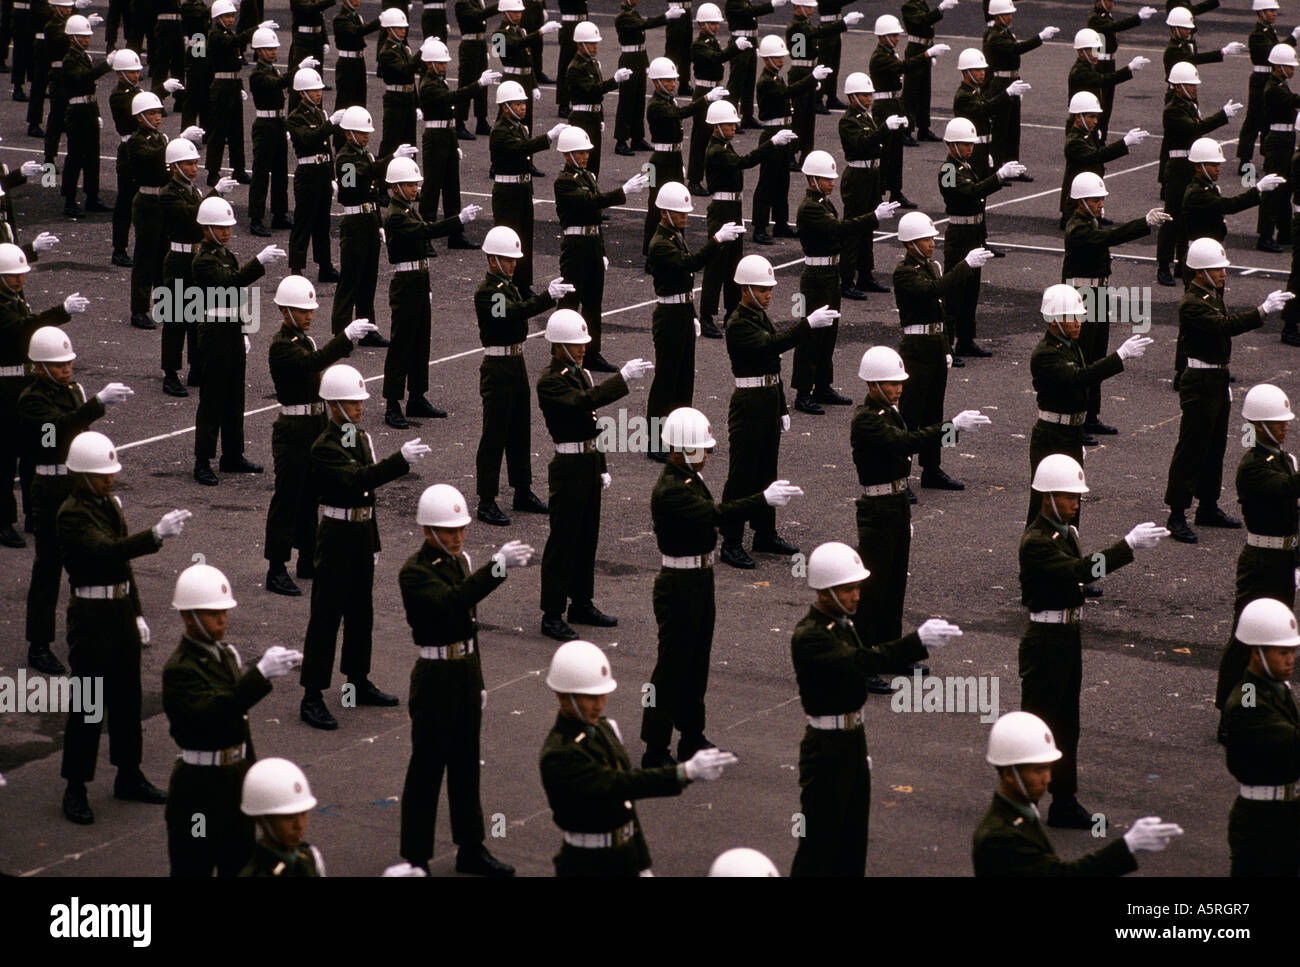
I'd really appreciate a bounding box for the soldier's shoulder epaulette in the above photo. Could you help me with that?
[826,622,835,630]
[1012,817,1024,827]
[875,406,887,416]
[573,731,586,744]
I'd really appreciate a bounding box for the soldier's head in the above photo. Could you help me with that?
[0,241,28,294]
[1238,598,1300,681]
[696,2,722,35]
[344,0,360,10]
[482,225,522,277]
[758,35,787,71]
[1166,6,1195,43]
[858,346,908,406]
[544,309,590,367]
[1040,283,1086,342]
[1257,0,1280,26]
[387,156,423,201]
[173,563,236,643]
[132,90,165,132]
[165,137,201,184]
[1031,453,1087,524]
[808,542,868,617]
[987,711,1060,806]
[873,15,903,50]
[1073,29,1103,66]
[338,106,374,148]
[1271,42,1299,78]
[1189,137,1225,183]
[1243,383,1294,447]
[943,117,977,160]
[113,48,143,84]
[496,81,529,120]
[1095,0,1113,12]
[897,211,938,259]
[556,124,593,168]
[654,181,692,228]
[66,431,121,498]
[735,254,776,309]
[241,758,316,850]
[793,0,816,16]
[417,484,471,556]
[499,0,523,26]
[380,6,409,39]
[843,72,873,110]
[662,407,716,470]
[649,57,679,95]
[547,640,616,724]
[27,327,75,386]
[422,37,451,74]
[50,0,73,19]
[319,363,369,425]
[987,0,1015,28]
[1067,89,1102,133]
[956,47,987,85]
[274,276,318,332]
[211,0,237,29]
[252,27,279,63]
[1069,171,1107,219]
[65,15,93,48]
[1185,236,1229,290]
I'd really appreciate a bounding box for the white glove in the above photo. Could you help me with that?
[331,179,339,196]
[780,414,790,433]
[1258,173,1287,193]
[548,277,575,299]
[21,160,44,177]
[620,357,654,380]
[714,221,745,243]
[1124,522,1170,549]
[1123,816,1183,853]
[380,227,386,244]
[323,44,329,54]
[540,19,561,34]
[665,4,686,17]
[401,437,432,462]
[613,64,634,81]
[734,37,752,50]
[32,232,58,252]
[1006,79,1031,97]
[1223,99,1244,119]
[683,748,738,781]
[771,0,788,7]
[1260,290,1296,315]
[874,200,900,221]
[806,305,839,328]
[533,87,542,102]
[244,334,251,354]
[622,172,650,195]
[481,689,487,710]
[86,11,103,25]
[997,160,1026,181]
[964,247,995,269]
[762,479,804,507]
[601,472,611,489]
[479,69,502,86]
[63,292,89,314]
[382,862,428,877]
[706,86,728,101]
[1293,24,1300,40]
[458,147,464,159]
[885,114,909,130]
[951,409,990,432]
[136,616,150,645]
[927,43,950,59]
[257,245,287,264]
[1138,5,1157,20]
[917,617,962,650]
[459,204,482,223]
[946,353,953,369]
[181,125,205,142]
[1221,42,1247,57]
[844,10,864,24]
[415,108,424,124]
[95,382,134,405]
[345,319,379,342]
[154,508,192,539]
[259,20,278,29]
[1123,127,1150,146]
[694,318,701,337]
[548,122,567,140]
[299,56,321,70]
[395,143,418,159]
[493,539,535,569]
[214,176,239,194]
[241,89,249,101]
[1037,26,1058,41]
[1145,207,1172,226]
[75,0,91,7]
[938,0,958,9]
[1117,334,1154,359]
[1124,55,1149,74]
[812,64,832,81]
[163,78,185,93]
[329,109,346,125]
[772,129,798,146]
[603,256,609,270]
[1295,567,1299,590]
[256,646,302,679]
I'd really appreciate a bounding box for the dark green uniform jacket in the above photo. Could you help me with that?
[972,792,1138,876]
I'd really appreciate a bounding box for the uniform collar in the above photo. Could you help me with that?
[181,633,225,663]
[995,790,1039,823]
[418,539,464,570]
[1033,510,1072,538]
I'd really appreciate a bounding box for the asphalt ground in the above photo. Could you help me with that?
[0,0,1292,895]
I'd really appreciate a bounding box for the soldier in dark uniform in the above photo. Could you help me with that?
[25,0,60,139]
[264,276,375,597]
[791,541,959,876]
[38,0,73,163]
[332,107,393,342]
[163,564,300,876]
[1059,91,1148,229]
[1163,238,1291,543]
[397,484,530,876]
[664,0,691,94]
[725,0,784,129]
[151,0,186,96]
[288,0,332,70]
[298,363,431,730]
[19,327,125,677]
[613,0,680,153]
[554,0,587,116]
[540,638,736,876]
[158,137,218,396]
[179,0,212,131]
[454,0,498,137]
[1020,453,1168,828]
[642,57,715,257]
[421,0,448,47]
[983,2,1055,175]
[953,47,1014,183]
[9,0,35,102]
[839,72,893,297]
[1066,30,1141,147]
[59,15,112,217]
[247,28,294,238]
[870,15,944,208]
[490,82,562,297]
[536,309,650,640]
[205,0,258,186]
[125,92,175,332]
[686,4,745,193]
[1284,135,1300,345]
[1162,6,1233,79]
[566,21,627,177]
[58,430,190,824]
[1183,136,1280,255]
[287,67,340,282]
[974,710,1180,875]
[109,49,146,266]
[1257,44,1300,252]
[1238,0,1298,173]
[1086,0,1157,142]
[473,225,565,525]
[521,0,546,83]
[493,0,560,135]
[377,8,420,157]
[334,0,380,113]
[901,0,954,142]
[784,1,856,159]
[237,758,325,876]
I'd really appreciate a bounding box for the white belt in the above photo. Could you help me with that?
[657,293,691,304]
[1253,65,1272,73]
[1293,202,1300,214]
[805,255,838,266]
[846,158,879,168]
[620,44,645,53]
[1029,608,1081,624]
[501,66,529,74]
[760,116,790,126]
[1247,533,1300,550]
[137,185,161,195]
[297,153,331,164]
[462,32,486,40]
[121,134,131,143]
[974,134,991,143]
[35,463,68,476]
[906,34,931,45]
[735,374,780,388]
[342,203,378,214]
[651,142,680,152]
[1187,358,1226,370]
[902,322,944,335]
[1095,53,1113,61]
[280,402,324,415]
[948,213,983,225]
[1066,276,1106,287]
[170,242,193,252]
[563,822,635,848]
[255,109,284,118]
[790,58,815,67]
[495,173,531,183]
[556,440,599,454]
[321,504,374,521]
[34,32,43,39]
[694,79,718,88]
[733,29,756,38]
[13,3,30,9]
[73,582,132,600]
[297,25,322,32]
[1270,123,1295,132]
[570,103,602,112]
[67,95,92,105]
[821,13,841,21]
[425,2,445,7]
[207,308,240,319]
[807,708,865,730]
[873,91,894,99]
[424,119,452,128]
[563,224,601,235]
[661,551,714,569]
[561,13,581,20]
[993,70,1018,79]
[1038,409,1086,426]
[1167,149,1189,158]
[180,744,246,766]
[156,12,180,19]
[711,191,740,201]
[385,83,415,92]
[1240,782,1300,801]
[0,364,27,377]
[862,477,908,497]
[213,71,240,79]
[337,49,362,58]
[418,640,475,660]
[484,342,524,356]
[392,259,429,272]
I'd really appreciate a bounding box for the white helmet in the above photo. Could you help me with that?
[416,484,472,527]
[648,56,679,81]
[545,640,617,694]
[1242,383,1295,422]
[944,117,978,143]
[421,37,452,62]
[544,308,591,344]
[1188,137,1226,164]
[1073,28,1103,53]
[858,345,908,382]
[1030,454,1088,494]
[843,71,874,96]
[986,711,1062,766]
[132,91,163,115]
[166,138,200,164]
[897,211,938,242]
[956,48,988,71]
[294,67,325,91]
[172,563,237,610]
[1236,598,1300,647]
[66,431,122,474]
[709,848,780,876]
[800,150,837,179]
[695,2,723,22]
[28,326,76,362]
[758,35,788,58]
[496,80,527,103]
[1255,0,1281,9]
[706,100,742,125]
[274,275,318,310]
[240,758,318,816]
[379,7,409,27]
[211,0,237,17]
[339,106,375,132]
[734,254,776,286]
[1270,43,1300,66]
[655,181,694,213]
[1069,172,1108,199]
[499,0,524,9]
[573,21,601,43]
[1166,6,1195,28]
[251,27,279,48]
[386,157,422,183]
[660,407,717,450]
[807,541,870,590]
[794,0,818,7]
[556,125,595,153]
[1185,236,1230,270]
[987,0,1015,15]
[197,197,237,226]
[113,48,143,71]
[1067,91,1102,115]
[873,14,903,35]
[0,242,31,274]
[482,225,524,257]
[1167,62,1201,85]
[319,363,370,401]
[64,14,91,35]
[1040,283,1086,320]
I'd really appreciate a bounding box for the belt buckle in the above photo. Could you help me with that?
[219,745,241,766]
[612,822,634,847]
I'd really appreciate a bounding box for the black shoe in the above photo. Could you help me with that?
[687,180,709,197]
[813,387,852,406]
[1081,433,1099,447]
[901,133,918,147]
[825,96,846,110]
[771,223,796,238]
[456,122,476,141]
[541,614,578,641]
[318,265,342,283]
[266,565,302,596]
[699,317,724,339]
[407,396,447,419]
[614,141,634,156]
[111,249,134,267]
[219,454,263,473]
[1166,513,1197,544]
[28,643,66,675]
[131,312,158,331]
[357,331,390,348]
[512,488,548,514]
[1046,798,1094,830]
[385,401,410,429]
[585,351,618,373]
[162,373,189,397]
[719,542,756,569]
[351,678,400,706]
[955,341,992,358]
[84,199,112,213]
[536,72,554,84]
[641,748,676,769]
[12,88,27,102]
[814,102,831,115]
[1195,505,1242,529]
[676,737,717,762]
[1257,236,1284,254]
[1156,265,1175,287]
[861,276,890,294]
[475,118,491,136]
[249,220,272,237]
[232,171,252,184]
[531,165,545,177]
[447,234,477,250]
[794,393,825,415]
[751,231,774,246]
[0,524,25,548]
[64,203,82,219]
[1081,583,1103,598]
[478,500,510,526]
[456,844,515,877]
[567,602,617,627]
[918,129,942,143]
[867,675,894,695]
[841,284,868,300]
[1082,419,1117,435]
[63,785,94,824]
[893,194,918,210]
[27,124,43,137]
[752,532,799,555]
[909,662,930,676]
[271,215,294,229]
[300,694,339,730]
[920,468,964,490]
[114,771,166,804]
[630,138,653,151]
[193,460,219,486]
[1283,330,1300,346]
[950,354,965,367]
[296,558,315,580]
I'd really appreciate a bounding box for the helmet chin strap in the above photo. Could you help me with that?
[1010,765,1042,821]
[188,609,217,645]
[1259,421,1282,448]
[1047,494,1066,524]
[561,344,580,366]
[1256,646,1280,682]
